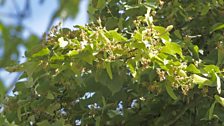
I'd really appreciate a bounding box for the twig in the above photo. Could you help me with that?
[164,96,201,126]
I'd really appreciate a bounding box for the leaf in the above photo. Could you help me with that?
[0,81,6,101]
[161,42,182,57]
[50,55,65,61]
[211,23,224,33]
[200,3,210,16]
[37,120,51,126]
[106,30,127,42]
[95,68,124,95]
[153,26,171,42]
[186,64,200,74]
[46,91,54,100]
[95,116,101,126]
[178,69,187,77]
[97,0,106,10]
[215,73,221,94]
[17,107,21,121]
[192,74,213,87]
[204,65,220,73]
[105,62,113,79]
[127,62,136,77]
[165,84,178,100]
[208,101,216,120]
[215,95,224,107]
[67,50,79,56]
[217,46,224,66]
[32,48,50,57]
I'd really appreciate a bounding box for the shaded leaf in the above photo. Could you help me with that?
[165,84,178,100]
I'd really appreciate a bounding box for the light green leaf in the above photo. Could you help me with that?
[67,50,79,56]
[211,23,224,33]
[178,69,187,77]
[105,62,113,80]
[192,74,213,87]
[204,65,220,73]
[50,55,65,61]
[165,84,178,100]
[186,64,200,74]
[106,30,127,42]
[32,48,50,57]
[153,26,171,42]
[215,95,224,107]
[161,42,182,57]
[127,62,136,77]
[215,73,221,94]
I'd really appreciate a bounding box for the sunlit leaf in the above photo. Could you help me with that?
[215,95,224,107]
[186,64,200,74]
[211,23,224,33]
[32,48,50,57]
[192,74,213,87]
[161,42,182,57]
[215,73,221,94]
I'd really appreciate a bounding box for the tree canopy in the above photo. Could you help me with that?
[1,0,224,125]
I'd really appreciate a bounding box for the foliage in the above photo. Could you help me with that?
[1,0,224,125]
[0,0,81,102]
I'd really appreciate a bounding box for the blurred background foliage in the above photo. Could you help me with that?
[0,0,88,94]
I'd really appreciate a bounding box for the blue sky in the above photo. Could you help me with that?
[0,0,89,88]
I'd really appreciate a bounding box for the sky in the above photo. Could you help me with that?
[0,0,89,89]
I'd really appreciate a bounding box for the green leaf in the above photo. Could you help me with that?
[46,91,54,100]
[50,55,65,61]
[192,74,213,87]
[211,23,224,33]
[127,62,136,77]
[217,46,224,66]
[215,95,224,107]
[0,81,6,101]
[37,120,51,126]
[105,62,113,80]
[161,42,182,57]
[153,26,171,42]
[95,68,124,95]
[215,73,221,94]
[97,0,106,10]
[67,50,79,56]
[95,116,101,126]
[208,101,216,120]
[106,30,127,42]
[200,3,210,16]
[186,64,200,74]
[204,65,220,73]
[165,84,178,100]
[32,48,50,57]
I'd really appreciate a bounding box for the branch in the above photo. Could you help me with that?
[164,96,201,126]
